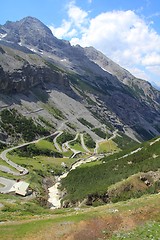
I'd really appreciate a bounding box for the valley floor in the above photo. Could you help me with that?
[0,129,114,197]
[1,130,160,239]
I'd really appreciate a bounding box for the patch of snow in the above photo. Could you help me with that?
[94,61,112,74]
[0,33,7,40]
[150,137,160,146]
[60,59,67,62]
[119,147,142,159]
[101,66,109,72]
[27,47,37,53]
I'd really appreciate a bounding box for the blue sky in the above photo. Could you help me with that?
[1,0,160,87]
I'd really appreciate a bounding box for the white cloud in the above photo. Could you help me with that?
[49,20,73,38]
[49,1,89,38]
[67,1,88,27]
[70,10,160,64]
[71,9,160,85]
[142,53,160,66]
[49,2,160,86]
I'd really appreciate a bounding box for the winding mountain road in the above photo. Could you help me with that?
[62,133,80,156]
[0,132,58,176]
[0,145,29,175]
[0,127,115,199]
[53,131,63,152]
[0,177,16,193]
[0,132,59,194]
[80,133,91,153]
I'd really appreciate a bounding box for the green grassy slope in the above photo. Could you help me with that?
[61,136,160,203]
[1,193,160,240]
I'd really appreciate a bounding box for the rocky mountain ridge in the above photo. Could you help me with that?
[84,46,160,103]
[0,16,160,143]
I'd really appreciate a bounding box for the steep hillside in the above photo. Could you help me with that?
[1,16,160,240]
[60,136,160,206]
[0,16,160,144]
[84,46,160,103]
[1,136,160,240]
[1,194,160,239]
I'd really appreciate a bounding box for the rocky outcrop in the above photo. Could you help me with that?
[0,64,69,93]
[62,193,110,208]
[0,16,160,141]
[84,46,160,104]
[1,17,68,53]
[0,132,7,142]
[0,46,5,54]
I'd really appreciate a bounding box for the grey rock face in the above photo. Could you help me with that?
[84,46,160,104]
[0,17,160,141]
[0,64,69,93]
[2,17,67,52]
